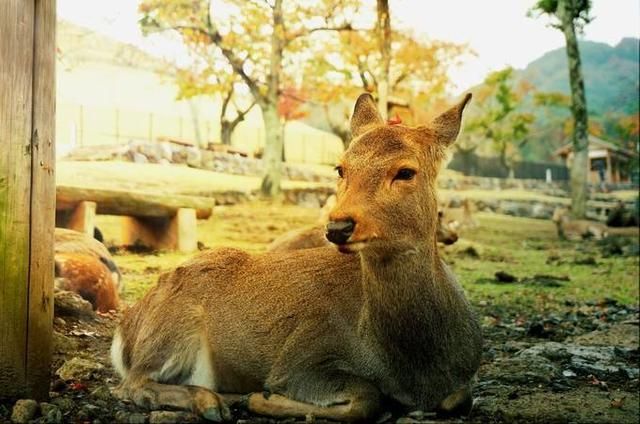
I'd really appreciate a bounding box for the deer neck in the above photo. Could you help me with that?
[358,237,448,354]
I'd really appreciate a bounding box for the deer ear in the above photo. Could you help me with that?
[351,93,384,138]
[431,93,472,146]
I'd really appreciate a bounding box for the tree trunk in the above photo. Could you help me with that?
[260,0,284,197]
[260,103,284,197]
[220,120,233,145]
[376,0,391,121]
[559,0,589,218]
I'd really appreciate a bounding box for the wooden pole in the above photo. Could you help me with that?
[0,0,56,400]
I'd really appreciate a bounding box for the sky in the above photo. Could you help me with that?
[57,0,640,92]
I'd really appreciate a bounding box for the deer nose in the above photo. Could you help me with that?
[326,219,355,245]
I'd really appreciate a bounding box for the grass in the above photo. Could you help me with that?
[96,203,639,312]
[446,213,639,309]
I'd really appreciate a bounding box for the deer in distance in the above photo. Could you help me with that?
[110,93,482,422]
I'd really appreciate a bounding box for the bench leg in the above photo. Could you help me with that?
[56,201,96,236]
[121,208,197,253]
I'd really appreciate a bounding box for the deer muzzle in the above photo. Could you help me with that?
[326,219,356,245]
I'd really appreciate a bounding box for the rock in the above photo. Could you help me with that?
[158,142,174,162]
[531,203,554,219]
[125,412,147,424]
[495,271,517,283]
[90,386,113,402]
[483,354,558,384]
[149,411,198,423]
[53,330,78,353]
[11,399,39,424]
[185,146,202,168]
[131,152,148,164]
[40,402,62,424]
[139,144,164,163]
[54,289,95,318]
[518,342,639,380]
[50,397,74,414]
[568,323,639,349]
[499,201,530,217]
[56,357,104,381]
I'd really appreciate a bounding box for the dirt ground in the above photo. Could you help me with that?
[2,201,638,424]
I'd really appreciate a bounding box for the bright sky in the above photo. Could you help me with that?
[57,0,640,92]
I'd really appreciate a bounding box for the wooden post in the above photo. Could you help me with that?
[0,0,56,400]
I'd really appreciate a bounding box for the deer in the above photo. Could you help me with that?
[268,208,459,252]
[440,198,478,232]
[54,228,121,312]
[551,206,608,240]
[110,93,482,422]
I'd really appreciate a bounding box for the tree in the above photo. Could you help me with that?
[530,0,592,218]
[376,0,391,120]
[301,29,468,148]
[461,68,534,176]
[139,0,358,197]
[277,87,308,160]
[174,66,256,146]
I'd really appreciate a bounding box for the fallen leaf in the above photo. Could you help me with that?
[610,397,625,409]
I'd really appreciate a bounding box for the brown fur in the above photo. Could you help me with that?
[55,253,120,312]
[268,210,458,252]
[54,228,121,312]
[441,198,478,232]
[552,207,608,240]
[111,93,482,422]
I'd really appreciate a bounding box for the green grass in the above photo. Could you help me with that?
[445,213,639,309]
[97,203,639,312]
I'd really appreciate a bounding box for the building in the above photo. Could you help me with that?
[55,20,343,165]
[555,135,636,184]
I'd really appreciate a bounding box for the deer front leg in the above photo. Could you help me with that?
[245,384,381,422]
[115,378,231,422]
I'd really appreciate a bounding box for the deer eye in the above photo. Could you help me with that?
[335,166,344,178]
[394,168,416,181]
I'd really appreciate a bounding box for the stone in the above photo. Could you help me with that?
[149,411,197,423]
[11,399,38,424]
[131,152,148,164]
[518,342,639,380]
[56,357,104,381]
[127,412,148,424]
[40,402,62,424]
[90,386,113,402]
[54,289,95,318]
[568,323,639,349]
[53,330,78,353]
[185,146,202,168]
[531,202,554,219]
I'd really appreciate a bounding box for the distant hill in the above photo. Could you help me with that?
[520,38,639,115]
[460,38,639,163]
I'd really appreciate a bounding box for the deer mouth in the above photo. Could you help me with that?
[336,240,370,254]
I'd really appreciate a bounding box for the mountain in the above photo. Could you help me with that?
[520,38,639,115]
[461,38,639,163]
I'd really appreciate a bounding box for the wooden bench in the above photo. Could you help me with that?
[56,186,213,253]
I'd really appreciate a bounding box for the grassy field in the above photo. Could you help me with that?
[95,202,639,311]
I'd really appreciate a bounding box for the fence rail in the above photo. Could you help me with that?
[447,152,570,181]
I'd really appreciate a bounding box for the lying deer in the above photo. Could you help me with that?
[111,93,482,422]
[268,209,458,252]
[440,198,478,232]
[55,228,121,312]
[552,207,608,240]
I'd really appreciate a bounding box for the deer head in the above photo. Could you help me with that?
[327,93,471,255]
